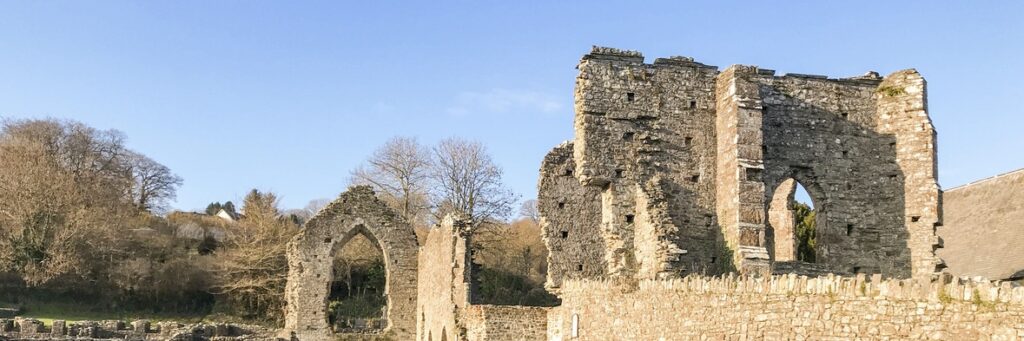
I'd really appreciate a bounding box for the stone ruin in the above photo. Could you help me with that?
[0,318,274,340]
[539,46,943,290]
[283,186,419,340]
[270,47,1022,340]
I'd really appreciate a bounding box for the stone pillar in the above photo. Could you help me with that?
[51,320,66,336]
[715,65,770,275]
[875,69,942,279]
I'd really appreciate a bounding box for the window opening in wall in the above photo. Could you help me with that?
[328,230,387,333]
[846,224,854,236]
[576,264,583,271]
[571,314,580,338]
[768,179,818,263]
[842,150,849,158]
[614,169,624,178]
[689,100,697,108]
[324,238,332,243]
[710,257,716,264]
[560,231,569,239]
[793,182,817,263]
[841,112,849,119]
[564,169,573,177]
[746,168,762,182]
[911,216,920,222]
[558,202,565,209]
[624,214,634,223]
[623,132,634,140]
[853,266,861,273]
[684,136,693,147]
[690,175,700,183]
[626,92,635,102]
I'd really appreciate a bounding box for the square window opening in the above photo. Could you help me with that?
[625,214,635,224]
[626,92,635,102]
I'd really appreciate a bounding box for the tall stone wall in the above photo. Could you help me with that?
[416,216,548,341]
[283,186,419,340]
[416,215,473,341]
[539,46,942,282]
[559,47,725,280]
[548,275,1024,340]
[538,142,605,291]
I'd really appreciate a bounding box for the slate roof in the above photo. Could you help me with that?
[938,168,1024,280]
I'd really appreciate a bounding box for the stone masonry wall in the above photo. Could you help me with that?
[416,215,473,341]
[461,305,549,341]
[284,186,419,340]
[549,275,1024,340]
[538,142,605,291]
[0,319,275,340]
[541,46,942,282]
[416,216,548,341]
[564,47,725,280]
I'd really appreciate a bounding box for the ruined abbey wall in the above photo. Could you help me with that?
[540,47,942,284]
[416,216,548,341]
[283,186,419,340]
[548,275,1024,340]
[537,142,605,290]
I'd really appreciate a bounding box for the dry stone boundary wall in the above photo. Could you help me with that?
[549,274,1024,340]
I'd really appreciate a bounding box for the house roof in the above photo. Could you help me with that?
[937,168,1024,280]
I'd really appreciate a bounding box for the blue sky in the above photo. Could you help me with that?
[1,1,1021,211]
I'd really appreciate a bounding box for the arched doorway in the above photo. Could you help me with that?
[284,186,419,340]
[327,227,387,333]
[767,178,821,263]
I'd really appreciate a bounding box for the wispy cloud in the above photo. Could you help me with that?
[446,89,563,116]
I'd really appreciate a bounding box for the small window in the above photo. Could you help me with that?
[690,175,700,183]
[846,183,853,190]
[710,257,716,264]
[852,266,861,273]
[324,238,332,243]
[842,150,849,158]
[684,136,693,147]
[841,112,849,119]
[558,202,565,209]
[564,169,574,177]
[745,168,761,182]
[689,100,697,108]
[561,231,569,239]
[571,314,580,338]
[625,214,635,223]
[615,169,624,178]
[626,92,635,102]
[576,264,583,271]
[623,132,634,140]
[846,224,854,236]
[889,142,897,150]
[911,216,921,222]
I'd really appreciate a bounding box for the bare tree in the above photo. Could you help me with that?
[350,137,432,228]
[430,137,518,226]
[126,151,183,212]
[519,199,539,223]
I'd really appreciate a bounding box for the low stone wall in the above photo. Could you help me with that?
[0,318,276,340]
[462,305,549,341]
[549,274,1024,340]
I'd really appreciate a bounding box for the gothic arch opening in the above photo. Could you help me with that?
[284,186,419,340]
[326,225,387,333]
[767,178,821,263]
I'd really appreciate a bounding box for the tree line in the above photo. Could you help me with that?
[0,118,553,326]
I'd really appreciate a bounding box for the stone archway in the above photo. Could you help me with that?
[283,186,419,340]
